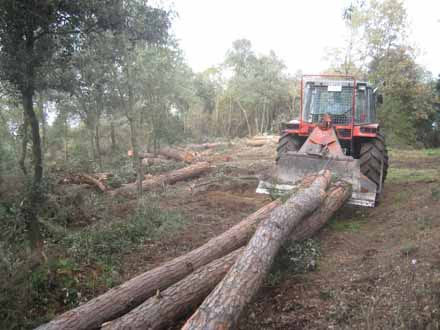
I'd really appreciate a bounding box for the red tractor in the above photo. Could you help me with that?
[261,74,388,207]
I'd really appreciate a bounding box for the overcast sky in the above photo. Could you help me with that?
[171,0,440,77]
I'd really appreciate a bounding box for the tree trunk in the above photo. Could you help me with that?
[21,87,43,252]
[236,99,252,137]
[95,121,103,172]
[127,118,143,197]
[35,200,279,330]
[110,120,117,153]
[88,127,96,167]
[38,93,47,155]
[113,162,211,196]
[64,117,69,162]
[19,113,29,176]
[182,171,331,330]
[99,182,351,330]
[101,249,243,330]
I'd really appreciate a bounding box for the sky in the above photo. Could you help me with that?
[171,0,440,77]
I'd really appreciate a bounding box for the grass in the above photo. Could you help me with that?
[387,168,440,184]
[61,199,185,265]
[388,148,440,160]
[328,214,365,232]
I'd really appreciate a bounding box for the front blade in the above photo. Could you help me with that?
[258,152,377,207]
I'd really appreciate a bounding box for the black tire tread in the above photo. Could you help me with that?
[276,134,302,162]
[359,132,388,190]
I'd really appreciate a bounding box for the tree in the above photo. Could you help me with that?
[223,40,291,136]
[327,0,438,147]
[0,0,171,250]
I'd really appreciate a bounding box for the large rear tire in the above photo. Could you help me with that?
[276,134,303,162]
[359,132,388,191]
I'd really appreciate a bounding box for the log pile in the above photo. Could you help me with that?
[60,173,111,192]
[112,162,212,196]
[36,172,351,330]
[246,135,279,147]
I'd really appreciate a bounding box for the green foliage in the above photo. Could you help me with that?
[268,239,320,286]
[62,199,185,265]
[387,168,440,184]
[328,0,439,147]
[401,242,417,256]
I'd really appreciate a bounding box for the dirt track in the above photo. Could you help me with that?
[118,142,440,330]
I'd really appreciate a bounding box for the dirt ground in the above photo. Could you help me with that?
[53,140,440,329]
[136,140,440,330]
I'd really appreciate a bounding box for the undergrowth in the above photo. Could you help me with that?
[0,196,185,330]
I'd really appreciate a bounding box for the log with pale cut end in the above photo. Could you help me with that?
[79,174,108,192]
[101,249,243,330]
[187,142,228,151]
[34,200,279,330]
[100,181,350,330]
[159,147,196,163]
[112,162,211,196]
[182,171,332,330]
[245,139,266,147]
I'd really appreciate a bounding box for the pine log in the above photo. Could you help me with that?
[186,142,227,151]
[78,174,108,192]
[159,147,195,163]
[182,171,332,330]
[245,139,266,147]
[112,162,211,196]
[141,157,174,167]
[35,200,280,330]
[101,249,243,330]
[100,181,350,330]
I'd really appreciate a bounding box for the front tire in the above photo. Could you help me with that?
[276,134,303,162]
[359,132,389,190]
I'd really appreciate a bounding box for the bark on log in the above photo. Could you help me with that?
[113,162,211,196]
[35,200,279,330]
[79,174,108,192]
[101,249,243,330]
[100,182,350,330]
[245,139,266,147]
[159,147,195,164]
[141,157,174,167]
[186,142,227,151]
[181,171,332,330]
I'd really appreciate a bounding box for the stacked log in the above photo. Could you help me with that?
[101,180,351,330]
[36,173,351,330]
[181,171,331,329]
[112,162,212,196]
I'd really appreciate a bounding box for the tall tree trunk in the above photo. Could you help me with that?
[64,117,69,162]
[110,120,117,153]
[88,128,96,167]
[128,117,143,196]
[38,93,47,156]
[182,171,331,330]
[19,113,29,176]
[21,87,43,252]
[95,121,103,171]
[236,99,252,137]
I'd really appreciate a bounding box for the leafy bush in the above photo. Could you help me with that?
[62,199,185,264]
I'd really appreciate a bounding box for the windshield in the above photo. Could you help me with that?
[302,84,354,124]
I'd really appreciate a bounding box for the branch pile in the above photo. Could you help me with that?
[36,172,351,330]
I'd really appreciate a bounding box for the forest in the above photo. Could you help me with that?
[0,0,440,330]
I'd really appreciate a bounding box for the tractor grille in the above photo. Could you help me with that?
[311,113,351,125]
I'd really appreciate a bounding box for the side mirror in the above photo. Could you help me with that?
[293,96,301,116]
[377,94,383,105]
